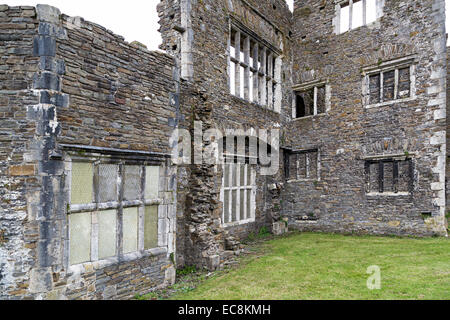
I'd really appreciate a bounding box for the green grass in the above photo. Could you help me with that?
[170,233,450,300]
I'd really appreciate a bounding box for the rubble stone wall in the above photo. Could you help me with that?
[0,5,178,300]
[283,0,448,236]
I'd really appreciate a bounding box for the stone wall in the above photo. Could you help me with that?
[0,5,40,299]
[0,5,177,300]
[1,0,448,301]
[283,0,448,236]
[158,0,294,269]
[447,48,450,219]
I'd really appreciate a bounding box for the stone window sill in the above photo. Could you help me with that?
[291,113,327,122]
[287,179,319,183]
[222,218,256,228]
[295,220,318,224]
[67,247,167,276]
[366,192,411,197]
[68,199,163,214]
[364,97,417,109]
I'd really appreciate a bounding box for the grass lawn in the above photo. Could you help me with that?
[169,233,450,300]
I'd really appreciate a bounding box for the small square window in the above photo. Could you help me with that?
[364,63,413,107]
[286,150,319,180]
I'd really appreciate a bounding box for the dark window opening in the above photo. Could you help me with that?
[295,85,326,119]
[285,149,319,180]
[367,66,412,105]
[365,158,413,194]
[295,95,306,118]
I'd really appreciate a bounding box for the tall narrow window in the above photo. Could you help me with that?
[221,162,256,226]
[366,0,377,24]
[340,2,350,33]
[352,0,364,29]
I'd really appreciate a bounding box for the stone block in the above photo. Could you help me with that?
[164,266,176,286]
[33,35,56,57]
[33,73,60,91]
[40,91,69,107]
[38,22,67,39]
[36,4,61,24]
[39,57,66,75]
[207,255,220,271]
[8,164,36,176]
[272,221,288,236]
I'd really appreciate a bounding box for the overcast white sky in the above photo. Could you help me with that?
[3,1,449,49]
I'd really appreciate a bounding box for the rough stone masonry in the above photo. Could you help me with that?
[0,0,448,300]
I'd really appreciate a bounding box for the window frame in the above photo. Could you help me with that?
[66,154,163,267]
[362,56,417,109]
[292,81,330,120]
[285,149,321,182]
[363,154,414,196]
[335,0,383,34]
[220,160,257,228]
[228,23,282,113]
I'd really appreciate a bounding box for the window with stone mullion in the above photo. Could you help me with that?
[339,0,378,33]
[229,27,280,110]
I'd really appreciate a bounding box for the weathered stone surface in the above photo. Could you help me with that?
[8,165,36,176]
[0,0,448,301]
[0,5,177,301]
[283,0,448,237]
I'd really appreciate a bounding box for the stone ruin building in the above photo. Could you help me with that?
[0,0,448,299]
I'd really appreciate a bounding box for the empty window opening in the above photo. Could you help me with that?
[421,212,432,220]
[286,150,319,181]
[338,0,380,34]
[294,85,326,119]
[366,65,413,106]
[229,27,282,111]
